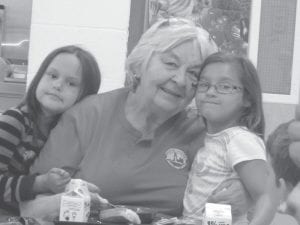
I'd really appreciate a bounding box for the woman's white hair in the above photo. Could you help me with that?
[125,17,218,90]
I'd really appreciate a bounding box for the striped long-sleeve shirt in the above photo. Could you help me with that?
[0,106,46,212]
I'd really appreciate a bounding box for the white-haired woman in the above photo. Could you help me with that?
[30,18,249,218]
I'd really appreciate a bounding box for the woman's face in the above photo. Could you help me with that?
[136,40,202,115]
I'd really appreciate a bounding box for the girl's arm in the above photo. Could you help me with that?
[235,160,280,225]
[0,109,39,207]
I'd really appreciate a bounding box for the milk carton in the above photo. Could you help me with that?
[203,203,232,225]
[59,179,91,222]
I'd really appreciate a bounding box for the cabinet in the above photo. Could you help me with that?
[0,1,31,112]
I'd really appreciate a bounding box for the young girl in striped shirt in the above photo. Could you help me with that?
[0,45,101,214]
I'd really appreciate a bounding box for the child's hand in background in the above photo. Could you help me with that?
[34,168,71,194]
[280,182,300,224]
[288,105,300,167]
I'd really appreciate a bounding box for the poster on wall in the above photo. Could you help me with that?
[147,0,252,56]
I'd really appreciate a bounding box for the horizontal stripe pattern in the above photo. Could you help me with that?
[0,107,46,209]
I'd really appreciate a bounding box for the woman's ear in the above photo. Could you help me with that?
[126,65,142,92]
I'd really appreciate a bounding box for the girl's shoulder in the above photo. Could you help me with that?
[223,126,260,137]
[0,106,31,129]
[220,126,264,146]
[1,106,28,119]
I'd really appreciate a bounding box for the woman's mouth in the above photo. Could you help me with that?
[160,87,183,98]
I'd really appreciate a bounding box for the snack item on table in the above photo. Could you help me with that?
[59,179,91,222]
[100,207,141,224]
[152,217,179,225]
[133,207,155,224]
[4,217,41,225]
[153,217,202,225]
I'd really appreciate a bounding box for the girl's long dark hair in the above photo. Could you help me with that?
[18,45,101,136]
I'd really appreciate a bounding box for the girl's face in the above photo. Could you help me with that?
[196,62,249,133]
[136,40,202,115]
[36,53,83,117]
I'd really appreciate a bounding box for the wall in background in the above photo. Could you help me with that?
[28,0,131,93]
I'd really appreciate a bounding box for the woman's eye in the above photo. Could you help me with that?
[198,82,208,88]
[164,61,177,67]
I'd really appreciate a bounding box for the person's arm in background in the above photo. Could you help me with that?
[288,105,300,167]
[287,105,300,224]
[284,182,300,223]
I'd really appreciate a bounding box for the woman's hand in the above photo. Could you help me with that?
[207,178,253,218]
[86,181,100,193]
[288,105,300,167]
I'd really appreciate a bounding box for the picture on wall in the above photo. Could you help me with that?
[147,0,252,56]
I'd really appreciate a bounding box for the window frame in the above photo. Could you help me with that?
[249,0,300,104]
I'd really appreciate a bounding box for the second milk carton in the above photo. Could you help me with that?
[203,203,232,225]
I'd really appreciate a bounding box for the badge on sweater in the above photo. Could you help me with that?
[165,148,187,169]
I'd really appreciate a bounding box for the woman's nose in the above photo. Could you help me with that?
[172,69,186,86]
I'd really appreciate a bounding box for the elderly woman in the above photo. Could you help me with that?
[30,18,247,217]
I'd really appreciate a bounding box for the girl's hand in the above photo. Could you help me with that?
[207,178,253,218]
[34,168,71,194]
[288,105,300,167]
[46,168,71,193]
